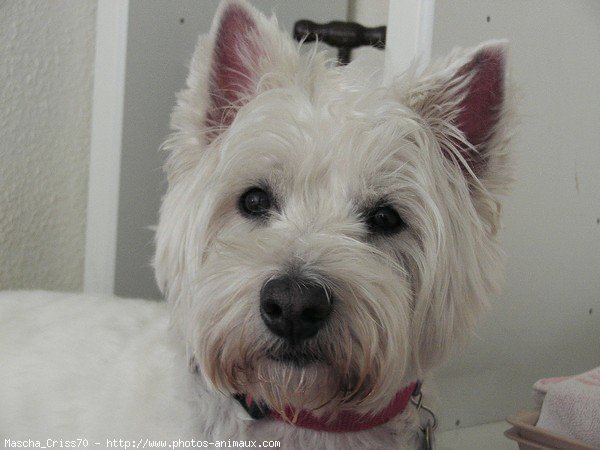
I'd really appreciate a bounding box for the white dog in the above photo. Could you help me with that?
[0,1,514,448]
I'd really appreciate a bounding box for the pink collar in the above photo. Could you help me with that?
[235,382,418,433]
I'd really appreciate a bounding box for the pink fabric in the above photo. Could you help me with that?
[533,367,600,446]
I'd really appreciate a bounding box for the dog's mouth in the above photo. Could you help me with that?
[266,347,323,367]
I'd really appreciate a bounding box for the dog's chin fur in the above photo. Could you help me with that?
[0,0,515,448]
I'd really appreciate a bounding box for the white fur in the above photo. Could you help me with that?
[0,1,515,448]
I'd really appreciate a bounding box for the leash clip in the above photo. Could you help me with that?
[411,382,437,450]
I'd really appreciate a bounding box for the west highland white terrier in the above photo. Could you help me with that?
[0,1,514,448]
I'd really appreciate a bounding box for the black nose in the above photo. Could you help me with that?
[260,276,333,342]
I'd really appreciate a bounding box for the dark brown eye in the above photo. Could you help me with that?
[239,187,272,218]
[367,205,405,235]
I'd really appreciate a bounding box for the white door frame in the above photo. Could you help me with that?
[83,0,129,295]
[385,0,435,82]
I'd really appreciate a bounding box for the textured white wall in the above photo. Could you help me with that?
[0,1,97,290]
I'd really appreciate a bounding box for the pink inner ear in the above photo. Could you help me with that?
[206,4,261,131]
[454,47,505,175]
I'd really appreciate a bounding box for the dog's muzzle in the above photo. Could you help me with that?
[259,275,332,343]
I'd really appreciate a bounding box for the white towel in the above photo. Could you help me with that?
[533,367,600,447]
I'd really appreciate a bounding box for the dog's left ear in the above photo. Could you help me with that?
[403,41,513,196]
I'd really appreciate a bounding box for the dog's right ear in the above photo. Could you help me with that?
[187,0,284,143]
[163,1,297,176]
[205,1,264,136]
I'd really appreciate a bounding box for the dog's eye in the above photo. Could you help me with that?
[367,205,406,234]
[239,187,272,217]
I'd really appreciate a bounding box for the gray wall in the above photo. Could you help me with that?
[114,0,349,300]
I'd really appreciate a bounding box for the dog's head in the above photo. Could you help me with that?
[155,0,514,416]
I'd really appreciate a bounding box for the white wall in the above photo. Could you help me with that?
[0,1,97,290]
[431,0,600,430]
